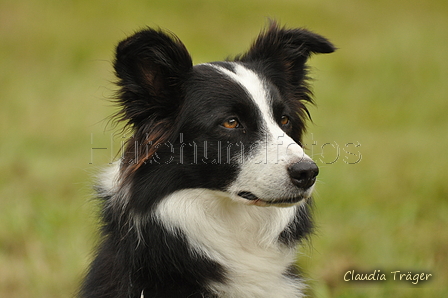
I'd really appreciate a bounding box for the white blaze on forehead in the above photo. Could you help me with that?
[206,63,273,129]
[230,64,274,125]
[207,63,305,157]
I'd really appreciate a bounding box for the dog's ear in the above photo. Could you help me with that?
[235,21,335,103]
[113,29,192,172]
[114,28,193,128]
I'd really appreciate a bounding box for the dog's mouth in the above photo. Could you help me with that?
[237,191,306,207]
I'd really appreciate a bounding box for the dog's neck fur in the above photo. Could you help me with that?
[155,189,307,298]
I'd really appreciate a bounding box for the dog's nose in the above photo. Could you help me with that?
[288,161,319,189]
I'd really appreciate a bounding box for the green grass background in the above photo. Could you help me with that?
[1,0,447,297]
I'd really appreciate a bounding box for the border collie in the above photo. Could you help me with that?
[80,21,334,298]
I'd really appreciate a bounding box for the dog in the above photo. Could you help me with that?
[80,21,334,298]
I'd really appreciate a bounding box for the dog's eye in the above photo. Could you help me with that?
[280,115,290,126]
[222,118,241,129]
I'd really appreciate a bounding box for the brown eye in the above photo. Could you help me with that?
[280,115,290,126]
[222,118,240,129]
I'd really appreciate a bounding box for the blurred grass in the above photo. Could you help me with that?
[1,0,447,297]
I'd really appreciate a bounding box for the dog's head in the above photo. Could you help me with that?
[112,21,334,207]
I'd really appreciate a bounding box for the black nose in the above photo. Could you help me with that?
[288,161,319,189]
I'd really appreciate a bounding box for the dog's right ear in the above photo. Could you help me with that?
[114,28,193,128]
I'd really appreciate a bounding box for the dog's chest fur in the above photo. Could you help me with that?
[155,189,307,297]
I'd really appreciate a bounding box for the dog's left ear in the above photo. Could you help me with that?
[235,21,335,102]
[113,28,193,172]
[114,28,193,129]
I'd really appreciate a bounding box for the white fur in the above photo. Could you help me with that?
[98,161,121,195]
[155,189,307,298]
[99,162,131,210]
